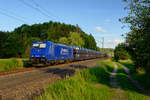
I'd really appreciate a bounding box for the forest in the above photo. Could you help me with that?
[0,21,98,58]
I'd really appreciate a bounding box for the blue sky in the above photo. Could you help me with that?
[0,0,129,48]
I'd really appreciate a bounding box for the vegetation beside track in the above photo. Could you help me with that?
[35,59,150,100]
[115,61,148,100]
[35,59,112,100]
[119,60,150,93]
[0,58,30,71]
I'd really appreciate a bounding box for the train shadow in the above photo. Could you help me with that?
[22,60,32,68]
[40,64,88,79]
[69,64,87,69]
[42,68,75,78]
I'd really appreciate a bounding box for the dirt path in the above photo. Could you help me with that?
[110,62,120,89]
[119,63,150,96]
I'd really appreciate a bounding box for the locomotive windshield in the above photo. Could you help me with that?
[32,43,46,48]
[39,43,46,48]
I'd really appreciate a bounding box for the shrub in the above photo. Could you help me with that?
[114,43,129,61]
[4,58,23,71]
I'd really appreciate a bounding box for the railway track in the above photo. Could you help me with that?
[0,59,100,100]
[0,67,36,77]
[0,59,91,77]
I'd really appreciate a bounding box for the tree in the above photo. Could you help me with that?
[81,33,97,50]
[0,31,8,58]
[0,21,98,58]
[120,0,150,71]
[58,37,69,45]
[114,43,129,61]
[69,32,84,47]
[2,35,23,58]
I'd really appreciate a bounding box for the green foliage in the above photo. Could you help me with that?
[69,32,84,47]
[0,58,30,71]
[114,43,129,61]
[117,73,148,100]
[58,37,69,45]
[120,60,150,92]
[2,34,24,58]
[82,34,97,50]
[0,58,23,71]
[121,0,150,72]
[35,59,149,100]
[35,64,111,100]
[0,21,98,58]
[0,31,9,58]
[116,61,149,100]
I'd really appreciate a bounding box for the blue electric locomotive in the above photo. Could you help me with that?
[30,41,73,66]
[30,41,105,66]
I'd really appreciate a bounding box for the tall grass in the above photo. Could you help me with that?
[35,59,150,100]
[35,63,112,100]
[115,62,126,74]
[119,60,150,93]
[117,73,149,100]
[116,61,149,100]
[0,58,24,71]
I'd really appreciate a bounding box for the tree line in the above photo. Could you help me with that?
[114,0,150,75]
[0,21,98,58]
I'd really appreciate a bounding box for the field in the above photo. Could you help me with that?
[35,59,150,100]
[0,58,30,71]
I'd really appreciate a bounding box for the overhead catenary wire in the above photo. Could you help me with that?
[0,7,28,23]
[0,10,26,23]
[19,0,56,20]
[30,0,65,22]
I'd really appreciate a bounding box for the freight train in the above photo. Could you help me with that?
[30,41,105,66]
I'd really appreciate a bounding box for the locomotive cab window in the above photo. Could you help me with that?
[32,43,46,48]
[32,43,39,48]
[39,43,46,48]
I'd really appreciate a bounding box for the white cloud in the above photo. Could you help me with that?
[114,39,124,44]
[106,39,125,44]
[96,26,107,32]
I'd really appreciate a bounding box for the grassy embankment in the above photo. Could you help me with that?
[115,61,149,100]
[119,60,150,93]
[35,59,149,100]
[0,58,30,71]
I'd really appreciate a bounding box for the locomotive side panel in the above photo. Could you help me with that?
[54,44,73,60]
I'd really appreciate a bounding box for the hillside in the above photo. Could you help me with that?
[0,21,98,58]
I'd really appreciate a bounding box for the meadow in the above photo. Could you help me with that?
[35,59,149,100]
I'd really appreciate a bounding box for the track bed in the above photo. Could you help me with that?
[0,59,99,100]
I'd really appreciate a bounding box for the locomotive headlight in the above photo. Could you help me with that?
[42,55,45,57]
[32,55,34,57]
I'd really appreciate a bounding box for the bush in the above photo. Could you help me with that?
[114,43,129,61]
[4,58,23,71]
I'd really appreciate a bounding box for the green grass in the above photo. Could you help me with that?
[35,59,150,100]
[116,73,149,100]
[119,60,150,93]
[116,61,150,100]
[35,59,113,100]
[103,59,114,72]
[0,58,30,71]
[119,60,136,74]
[115,62,126,74]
